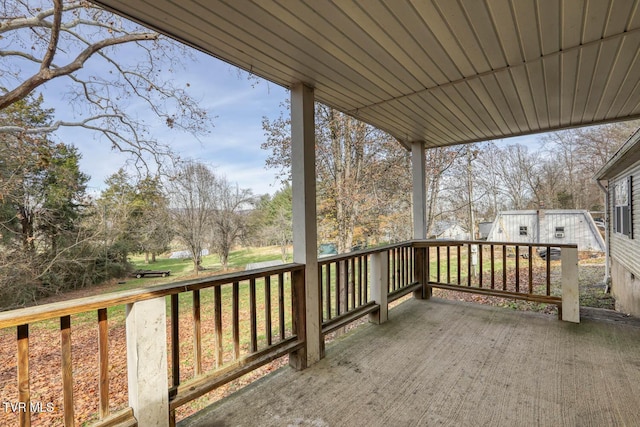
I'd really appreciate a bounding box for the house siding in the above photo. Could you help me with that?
[608,163,640,316]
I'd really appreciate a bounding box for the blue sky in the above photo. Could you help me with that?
[45,48,290,197]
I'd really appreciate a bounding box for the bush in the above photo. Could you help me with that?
[0,244,132,311]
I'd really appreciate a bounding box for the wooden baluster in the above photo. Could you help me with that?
[425,246,430,284]
[490,245,495,290]
[358,256,363,306]
[478,244,483,288]
[437,246,441,283]
[457,245,461,285]
[61,315,74,426]
[502,245,507,291]
[350,257,356,310]
[410,246,415,283]
[250,278,258,352]
[398,247,403,287]
[515,246,520,292]
[232,282,240,359]
[325,264,331,320]
[385,250,393,294]
[214,286,223,367]
[467,244,472,286]
[335,262,341,316]
[528,246,534,294]
[364,255,369,301]
[401,247,406,287]
[391,249,397,291]
[447,245,451,284]
[408,246,412,284]
[265,276,272,346]
[399,247,404,287]
[325,263,333,319]
[193,290,202,376]
[546,247,552,295]
[98,309,109,419]
[278,273,285,340]
[318,267,324,321]
[171,294,180,387]
[17,324,30,427]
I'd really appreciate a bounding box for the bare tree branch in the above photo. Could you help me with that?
[40,0,62,70]
[0,31,157,110]
[0,0,211,179]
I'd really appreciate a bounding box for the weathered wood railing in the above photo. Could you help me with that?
[166,265,306,425]
[0,263,306,426]
[414,240,579,322]
[0,240,580,426]
[318,242,421,342]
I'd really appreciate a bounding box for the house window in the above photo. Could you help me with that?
[555,227,565,238]
[519,226,528,236]
[613,176,633,237]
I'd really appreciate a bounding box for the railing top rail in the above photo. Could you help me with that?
[318,241,412,265]
[411,239,578,249]
[0,262,305,329]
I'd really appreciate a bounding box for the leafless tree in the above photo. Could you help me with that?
[209,176,253,270]
[542,121,639,210]
[493,144,536,210]
[0,0,211,168]
[474,143,508,218]
[263,102,403,252]
[166,162,216,273]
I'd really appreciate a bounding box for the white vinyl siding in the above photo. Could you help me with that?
[609,165,640,278]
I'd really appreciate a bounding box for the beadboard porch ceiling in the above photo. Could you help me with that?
[92,0,640,149]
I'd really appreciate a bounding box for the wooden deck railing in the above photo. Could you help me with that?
[414,240,579,320]
[0,263,306,427]
[0,240,579,426]
[166,265,306,425]
[318,242,421,339]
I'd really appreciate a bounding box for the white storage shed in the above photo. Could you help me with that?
[486,210,605,252]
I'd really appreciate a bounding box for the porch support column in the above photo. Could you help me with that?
[561,247,580,323]
[412,141,429,299]
[126,298,169,426]
[291,82,321,367]
[368,251,389,324]
[412,141,426,240]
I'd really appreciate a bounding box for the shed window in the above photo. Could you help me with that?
[519,226,528,236]
[613,176,633,238]
[555,227,565,238]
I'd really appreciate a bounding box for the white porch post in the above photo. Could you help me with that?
[369,251,389,324]
[412,141,429,299]
[126,297,169,426]
[412,141,426,240]
[291,82,321,366]
[561,247,580,323]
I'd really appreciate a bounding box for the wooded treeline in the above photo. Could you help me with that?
[0,0,212,309]
[1,1,638,309]
[0,100,259,309]
[262,102,639,247]
[1,93,636,309]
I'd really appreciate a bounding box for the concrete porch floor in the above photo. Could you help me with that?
[180,298,640,427]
